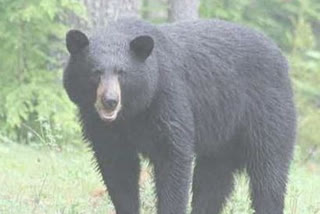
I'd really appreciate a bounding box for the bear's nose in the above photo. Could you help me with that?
[102,96,119,111]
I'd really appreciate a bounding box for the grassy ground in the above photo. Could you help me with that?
[0,142,319,214]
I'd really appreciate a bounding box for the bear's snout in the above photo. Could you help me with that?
[95,76,122,122]
[102,95,119,111]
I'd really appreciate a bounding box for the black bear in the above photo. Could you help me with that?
[63,17,296,214]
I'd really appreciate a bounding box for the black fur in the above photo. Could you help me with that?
[63,18,296,214]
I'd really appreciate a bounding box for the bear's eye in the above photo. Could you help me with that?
[115,69,124,75]
[93,69,103,76]
[90,69,103,82]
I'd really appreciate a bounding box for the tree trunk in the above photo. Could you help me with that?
[83,0,139,28]
[168,0,199,22]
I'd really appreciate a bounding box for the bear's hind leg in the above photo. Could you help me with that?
[191,156,236,214]
[247,150,291,214]
[246,125,294,214]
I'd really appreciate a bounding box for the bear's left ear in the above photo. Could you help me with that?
[130,35,154,61]
[66,29,89,55]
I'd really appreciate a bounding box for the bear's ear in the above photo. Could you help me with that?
[66,30,89,55]
[130,35,154,61]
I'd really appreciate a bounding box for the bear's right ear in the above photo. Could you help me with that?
[66,30,89,55]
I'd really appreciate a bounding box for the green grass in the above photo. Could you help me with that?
[0,142,319,214]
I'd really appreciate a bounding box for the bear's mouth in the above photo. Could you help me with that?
[99,108,120,122]
[96,104,121,122]
[95,97,122,122]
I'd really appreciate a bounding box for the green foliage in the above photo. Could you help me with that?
[0,0,85,145]
[289,17,320,160]
[200,0,320,51]
[199,0,320,160]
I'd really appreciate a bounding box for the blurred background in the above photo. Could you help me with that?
[0,0,319,213]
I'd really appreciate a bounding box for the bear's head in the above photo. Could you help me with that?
[63,28,159,123]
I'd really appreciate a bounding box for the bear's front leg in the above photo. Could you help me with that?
[149,86,195,214]
[151,112,194,214]
[153,148,193,214]
[92,139,140,214]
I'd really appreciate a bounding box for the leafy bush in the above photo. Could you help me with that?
[0,0,85,145]
[289,17,320,160]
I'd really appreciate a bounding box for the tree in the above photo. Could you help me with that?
[82,0,140,28]
[168,0,199,22]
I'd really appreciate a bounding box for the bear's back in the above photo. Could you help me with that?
[158,19,291,101]
[157,19,293,153]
